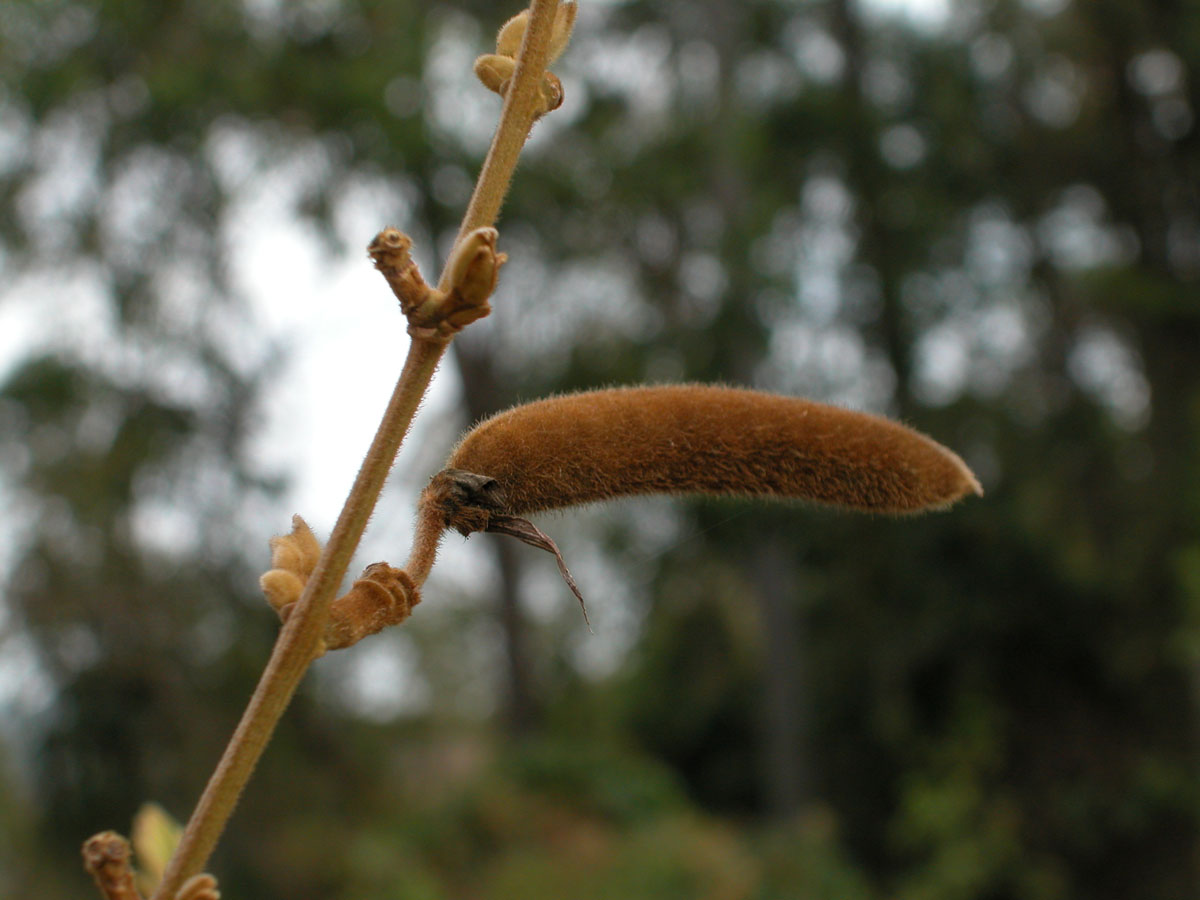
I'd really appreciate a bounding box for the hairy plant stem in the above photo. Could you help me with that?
[148,3,562,897]
[453,0,561,247]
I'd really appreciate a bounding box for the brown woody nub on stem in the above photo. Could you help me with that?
[323,563,420,651]
[368,228,435,317]
[368,227,506,342]
[83,832,142,900]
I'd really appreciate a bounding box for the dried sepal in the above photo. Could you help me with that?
[82,832,142,900]
[324,562,420,651]
[421,469,588,624]
[489,513,589,628]
[368,227,435,316]
[175,874,220,900]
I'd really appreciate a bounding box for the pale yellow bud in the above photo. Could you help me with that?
[259,569,304,613]
[473,53,516,96]
[131,803,183,898]
[445,227,506,309]
[287,514,322,578]
[547,2,577,64]
[495,10,528,57]
[496,3,576,63]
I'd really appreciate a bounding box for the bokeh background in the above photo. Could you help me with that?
[2,0,1199,897]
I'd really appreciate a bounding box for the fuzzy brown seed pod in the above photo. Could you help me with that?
[430,385,982,528]
[410,385,981,620]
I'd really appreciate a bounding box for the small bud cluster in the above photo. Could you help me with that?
[258,515,322,618]
[81,830,220,900]
[368,227,507,342]
[259,516,420,654]
[474,1,576,119]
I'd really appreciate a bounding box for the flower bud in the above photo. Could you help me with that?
[495,10,528,57]
[473,53,516,96]
[445,227,507,310]
[498,3,576,62]
[259,569,304,613]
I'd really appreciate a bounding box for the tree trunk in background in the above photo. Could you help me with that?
[493,536,539,734]
[830,0,913,413]
[750,536,809,815]
[453,343,540,734]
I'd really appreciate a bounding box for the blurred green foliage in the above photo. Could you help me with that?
[2,0,1200,897]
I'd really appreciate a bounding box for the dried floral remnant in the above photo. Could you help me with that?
[368,228,434,316]
[82,832,142,900]
[323,563,420,651]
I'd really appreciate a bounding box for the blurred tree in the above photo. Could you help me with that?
[2,0,1199,897]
